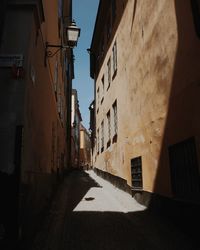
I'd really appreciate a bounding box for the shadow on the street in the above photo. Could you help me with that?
[19,170,102,250]
[85,197,95,201]
[62,210,199,250]
[59,171,199,250]
[21,170,200,250]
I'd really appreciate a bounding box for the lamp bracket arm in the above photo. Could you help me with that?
[46,44,63,48]
[46,48,61,58]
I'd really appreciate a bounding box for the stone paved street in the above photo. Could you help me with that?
[31,170,199,250]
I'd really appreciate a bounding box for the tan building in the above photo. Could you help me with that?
[71,89,82,169]
[90,0,200,210]
[80,123,91,169]
[0,0,79,247]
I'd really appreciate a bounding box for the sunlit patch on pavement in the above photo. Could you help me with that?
[73,171,147,213]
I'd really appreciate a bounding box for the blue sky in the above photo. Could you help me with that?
[72,0,99,129]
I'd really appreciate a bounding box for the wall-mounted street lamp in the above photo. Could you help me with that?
[45,20,80,59]
[66,20,81,48]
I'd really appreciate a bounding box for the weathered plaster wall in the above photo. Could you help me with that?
[94,0,200,198]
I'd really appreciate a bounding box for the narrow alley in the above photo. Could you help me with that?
[30,170,198,250]
[1,1,200,249]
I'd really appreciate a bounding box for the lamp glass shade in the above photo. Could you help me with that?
[67,29,79,42]
[66,22,80,46]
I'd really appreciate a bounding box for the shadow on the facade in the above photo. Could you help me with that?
[148,0,200,243]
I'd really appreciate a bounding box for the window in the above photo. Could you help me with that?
[101,75,104,104]
[191,0,200,38]
[131,157,143,190]
[107,111,111,148]
[101,120,104,152]
[112,41,117,79]
[168,137,200,201]
[107,58,111,90]
[97,128,99,154]
[96,87,100,113]
[112,100,118,142]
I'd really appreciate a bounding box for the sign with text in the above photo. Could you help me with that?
[0,54,24,67]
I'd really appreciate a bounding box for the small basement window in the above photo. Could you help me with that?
[131,156,143,190]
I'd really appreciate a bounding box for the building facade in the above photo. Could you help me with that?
[71,89,82,169]
[90,0,200,209]
[79,123,91,169]
[0,0,75,248]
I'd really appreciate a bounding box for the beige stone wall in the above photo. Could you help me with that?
[94,0,200,197]
[80,130,85,149]
[22,0,67,177]
[80,128,91,167]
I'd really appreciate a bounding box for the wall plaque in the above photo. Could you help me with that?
[0,54,24,67]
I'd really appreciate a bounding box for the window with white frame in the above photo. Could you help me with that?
[97,87,100,112]
[107,110,111,147]
[112,41,117,77]
[97,128,99,154]
[107,57,111,90]
[113,100,118,136]
[101,75,104,104]
[101,120,104,151]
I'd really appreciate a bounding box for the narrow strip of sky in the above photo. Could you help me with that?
[72,0,99,129]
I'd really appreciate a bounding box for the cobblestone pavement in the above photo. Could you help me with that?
[31,170,199,250]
